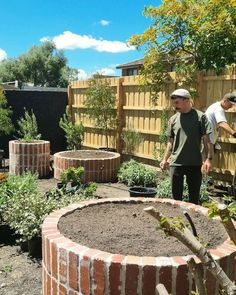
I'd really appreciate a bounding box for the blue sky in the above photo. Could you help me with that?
[0,0,161,79]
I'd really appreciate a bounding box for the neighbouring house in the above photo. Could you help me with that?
[116,56,193,76]
[116,59,143,76]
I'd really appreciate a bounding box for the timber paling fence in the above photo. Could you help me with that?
[68,68,236,185]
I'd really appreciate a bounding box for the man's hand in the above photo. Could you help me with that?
[201,158,212,175]
[160,160,169,171]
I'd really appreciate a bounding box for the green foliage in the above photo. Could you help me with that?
[84,75,117,149]
[117,159,158,187]
[204,195,236,220]
[17,108,41,141]
[0,86,14,136]
[122,127,144,155]
[59,106,85,150]
[1,264,13,274]
[0,41,76,87]
[60,166,85,186]
[0,171,96,242]
[129,1,236,103]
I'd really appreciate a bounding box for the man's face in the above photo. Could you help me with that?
[171,96,189,112]
[223,99,234,110]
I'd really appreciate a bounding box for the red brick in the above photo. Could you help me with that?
[93,252,111,295]
[205,269,216,295]
[59,284,67,295]
[59,248,68,284]
[142,257,157,295]
[69,251,79,290]
[125,256,140,295]
[46,273,51,295]
[159,266,172,294]
[51,242,58,279]
[52,278,57,295]
[109,255,125,295]
[173,257,189,295]
[80,255,90,295]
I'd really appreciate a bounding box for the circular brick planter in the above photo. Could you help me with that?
[9,140,50,178]
[53,150,120,183]
[42,198,236,295]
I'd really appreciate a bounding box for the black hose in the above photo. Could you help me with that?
[183,211,198,237]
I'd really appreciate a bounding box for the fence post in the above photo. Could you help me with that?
[196,72,206,111]
[67,84,74,123]
[116,77,124,154]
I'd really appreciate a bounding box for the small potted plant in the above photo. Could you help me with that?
[9,109,50,177]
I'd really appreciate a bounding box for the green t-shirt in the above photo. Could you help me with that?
[166,108,211,166]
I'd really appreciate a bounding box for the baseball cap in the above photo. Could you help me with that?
[170,88,191,99]
[224,93,236,105]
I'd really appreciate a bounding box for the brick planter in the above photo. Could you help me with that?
[53,150,120,183]
[42,198,236,295]
[9,140,50,178]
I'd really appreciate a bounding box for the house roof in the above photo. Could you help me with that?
[116,59,144,69]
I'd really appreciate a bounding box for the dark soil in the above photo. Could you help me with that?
[59,202,227,257]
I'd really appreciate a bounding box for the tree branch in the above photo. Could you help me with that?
[144,206,236,295]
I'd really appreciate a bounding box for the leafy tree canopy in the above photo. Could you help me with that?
[84,75,117,149]
[0,41,78,87]
[0,86,14,136]
[129,0,236,101]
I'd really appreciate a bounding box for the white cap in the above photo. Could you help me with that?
[170,89,191,99]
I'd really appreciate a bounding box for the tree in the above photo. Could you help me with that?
[84,75,117,149]
[0,86,14,136]
[0,41,77,87]
[129,0,236,102]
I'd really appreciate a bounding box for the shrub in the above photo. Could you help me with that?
[117,159,158,187]
[59,106,85,150]
[17,108,41,141]
[121,127,143,155]
[0,171,97,242]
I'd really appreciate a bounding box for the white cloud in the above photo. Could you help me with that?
[41,31,135,53]
[95,67,116,76]
[99,19,110,26]
[77,69,89,80]
[0,48,7,61]
[76,67,117,81]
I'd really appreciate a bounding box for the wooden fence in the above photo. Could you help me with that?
[68,68,236,185]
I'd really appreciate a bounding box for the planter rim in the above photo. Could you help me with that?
[9,139,50,144]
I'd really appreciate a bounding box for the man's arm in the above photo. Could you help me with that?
[202,134,214,174]
[218,122,236,138]
[160,138,173,170]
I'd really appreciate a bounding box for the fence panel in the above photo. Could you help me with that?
[69,68,236,185]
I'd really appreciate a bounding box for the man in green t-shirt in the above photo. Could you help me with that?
[160,88,213,204]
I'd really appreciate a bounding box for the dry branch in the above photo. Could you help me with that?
[144,206,236,295]
[156,283,169,295]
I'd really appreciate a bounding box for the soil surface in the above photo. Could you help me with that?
[0,175,228,294]
[57,150,117,159]
[59,202,227,257]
